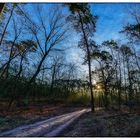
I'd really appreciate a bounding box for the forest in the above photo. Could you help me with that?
[0,3,139,137]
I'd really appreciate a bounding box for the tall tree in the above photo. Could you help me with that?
[67,3,97,112]
[20,5,68,103]
[120,45,134,112]
[103,40,123,110]
[92,50,114,110]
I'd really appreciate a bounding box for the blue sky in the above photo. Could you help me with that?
[24,3,136,44]
[91,3,132,43]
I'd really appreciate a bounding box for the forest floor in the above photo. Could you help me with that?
[0,101,140,137]
[0,102,84,133]
[60,108,140,137]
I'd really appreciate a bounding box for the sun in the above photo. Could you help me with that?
[93,80,96,85]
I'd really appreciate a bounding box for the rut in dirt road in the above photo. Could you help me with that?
[0,109,90,137]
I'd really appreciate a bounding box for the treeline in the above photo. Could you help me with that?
[0,3,139,112]
[91,5,140,112]
[92,40,140,112]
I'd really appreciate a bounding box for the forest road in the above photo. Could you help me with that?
[0,108,90,137]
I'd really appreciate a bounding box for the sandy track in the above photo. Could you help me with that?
[0,108,90,137]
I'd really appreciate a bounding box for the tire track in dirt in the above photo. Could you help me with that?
[0,108,90,137]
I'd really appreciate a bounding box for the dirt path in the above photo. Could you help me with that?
[0,108,90,137]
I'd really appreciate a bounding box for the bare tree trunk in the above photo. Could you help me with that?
[104,89,109,110]
[0,5,14,46]
[50,66,56,94]
[0,3,5,15]
[0,38,16,79]
[78,12,95,112]
[118,51,122,111]
[126,60,133,113]
[16,53,24,78]
[123,56,127,103]
[29,53,47,84]
[87,50,95,112]
[24,53,48,104]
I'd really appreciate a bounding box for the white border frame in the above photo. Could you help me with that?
[0,1,139,140]
[1,0,140,3]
